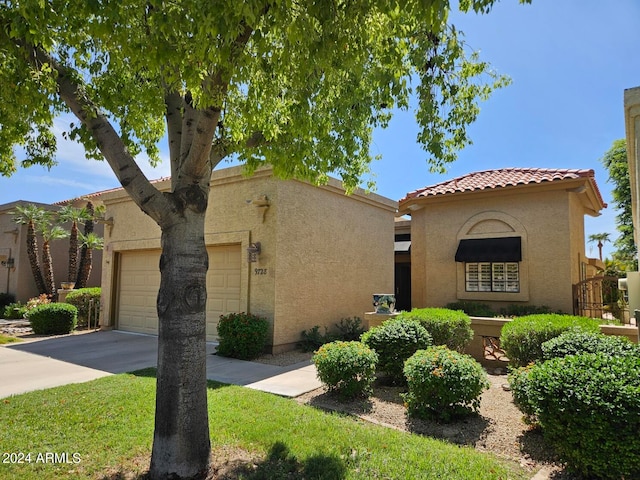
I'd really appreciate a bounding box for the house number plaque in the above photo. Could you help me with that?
[254,268,268,275]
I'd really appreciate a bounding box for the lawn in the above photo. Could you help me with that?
[0,369,530,480]
[0,334,21,345]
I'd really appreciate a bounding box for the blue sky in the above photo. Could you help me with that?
[1,0,639,259]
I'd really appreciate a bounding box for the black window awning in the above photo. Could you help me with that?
[455,237,521,262]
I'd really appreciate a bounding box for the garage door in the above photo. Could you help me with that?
[117,245,241,341]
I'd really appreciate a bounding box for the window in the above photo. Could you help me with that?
[465,262,519,292]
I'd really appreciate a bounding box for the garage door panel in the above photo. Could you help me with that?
[118,245,241,341]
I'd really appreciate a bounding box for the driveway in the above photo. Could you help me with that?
[0,330,320,398]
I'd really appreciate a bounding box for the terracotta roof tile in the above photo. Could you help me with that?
[401,168,605,207]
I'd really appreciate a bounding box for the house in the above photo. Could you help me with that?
[397,168,607,314]
[98,165,396,353]
[623,87,640,316]
[0,200,103,303]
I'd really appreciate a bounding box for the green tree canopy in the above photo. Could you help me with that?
[0,1,529,478]
[601,139,637,270]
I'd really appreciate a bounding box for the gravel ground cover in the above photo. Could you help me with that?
[255,350,579,479]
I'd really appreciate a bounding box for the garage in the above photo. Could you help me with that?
[116,245,242,341]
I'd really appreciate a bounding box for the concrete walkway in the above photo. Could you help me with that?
[0,329,321,399]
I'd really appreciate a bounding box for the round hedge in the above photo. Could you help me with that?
[361,318,431,383]
[216,312,269,360]
[500,314,600,367]
[403,346,489,421]
[542,330,639,361]
[27,303,78,335]
[65,287,101,327]
[510,353,640,479]
[397,307,473,352]
[313,341,378,400]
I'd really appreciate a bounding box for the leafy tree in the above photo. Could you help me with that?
[0,1,528,477]
[588,232,610,261]
[600,139,638,270]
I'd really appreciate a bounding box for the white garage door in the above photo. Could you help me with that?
[117,245,241,341]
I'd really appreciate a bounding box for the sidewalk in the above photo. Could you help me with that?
[0,329,321,399]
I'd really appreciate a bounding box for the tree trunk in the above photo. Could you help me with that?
[75,203,94,289]
[149,200,211,479]
[42,240,55,297]
[68,222,79,282]
[26,220,47,294]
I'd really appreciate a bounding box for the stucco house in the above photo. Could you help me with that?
[0,200,102,302]
[397,168,607,314]
[98,165,396,353]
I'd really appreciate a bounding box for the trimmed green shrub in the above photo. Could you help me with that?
[507,365,538,424]
[500,314,600,367]
[0,292,16,310]
[403,346,489,422]
[498,304,555,317]
[216,312,269,360]
[510,353,640,479]
[27,303,78,335]
[444,301,494,317]
[361,319,432,382]
[334,317,366,341]
[313,341,378,400]
[542,330,640,361]
[65,287,101,327]
[2,302,26,319]
[298,325,335,352]
[397,307,473,352]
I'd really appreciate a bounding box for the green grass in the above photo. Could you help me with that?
[0,334,21,344]
[0,369,530,480]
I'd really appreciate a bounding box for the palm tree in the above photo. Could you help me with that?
[12,204,48,294]
[76,232,103,289]
[37,217,69,296]
[57,205,91,284]
[588,233,611,261]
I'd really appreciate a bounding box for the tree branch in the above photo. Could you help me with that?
[20,40,174,227]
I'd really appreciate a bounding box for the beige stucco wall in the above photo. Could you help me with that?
[408,182,597,313]
[100,166,396,351]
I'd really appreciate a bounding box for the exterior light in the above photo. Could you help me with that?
[247,242,261,263]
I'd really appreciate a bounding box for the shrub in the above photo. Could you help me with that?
[542,330,640,361]
[507,365,538,424]
[498,304,555,317]
[2,302,26,319]
[444,301,494,317]
[66,287,101,327]
[334,317,366,341]
[298,325,335,352]
[0,292,16,310]
[397,307,473,352]
[216,312,269,360]
[500,314,600,367]
[27,303,78,335]
[403,346,489,422]
[510,353,640,479]
[313,341,378,400]
[25,294,51,312]
[361,319,431,382]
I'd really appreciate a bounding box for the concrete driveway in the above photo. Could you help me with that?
[0,330,320,398]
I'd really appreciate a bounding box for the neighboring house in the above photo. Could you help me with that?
[397,168,607,314]
[98,165,396,353]
[623,87,640,316]
[0,200,103,303]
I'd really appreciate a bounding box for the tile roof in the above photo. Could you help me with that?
[401,168,606,207]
